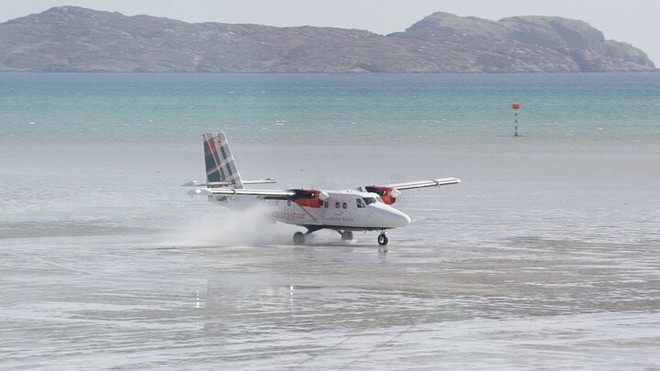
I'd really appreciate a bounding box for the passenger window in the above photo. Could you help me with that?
[342,202,347,209]
[324,201,329,208]
[335,202,340,209]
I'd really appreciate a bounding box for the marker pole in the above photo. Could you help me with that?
[511,103,521,137]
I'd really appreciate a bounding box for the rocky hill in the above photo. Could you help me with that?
[0,7,655,72]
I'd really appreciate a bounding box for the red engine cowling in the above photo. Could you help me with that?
[291,189,324,208]
[363,186,397,205]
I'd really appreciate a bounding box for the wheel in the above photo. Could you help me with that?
[341,231,353,241]
[377,233,388,246]
[293,232,306,245]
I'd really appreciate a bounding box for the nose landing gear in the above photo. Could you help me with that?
[377,231,388,246]
[377,231,388,252]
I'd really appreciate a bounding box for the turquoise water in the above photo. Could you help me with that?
[1,73,660,369]
[2,73,660,146]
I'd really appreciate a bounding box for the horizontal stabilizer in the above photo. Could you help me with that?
[243,178,277,185]
[187,187,294,198]
[182,180,198,187]
[183,178,277,187]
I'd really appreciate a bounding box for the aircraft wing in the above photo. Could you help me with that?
[360,177,460,204]
[187,188,295,199]
[385,177,461,190]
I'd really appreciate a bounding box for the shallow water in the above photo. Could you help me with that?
[2,230,659,369]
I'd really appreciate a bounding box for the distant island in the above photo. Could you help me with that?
[0,6,656,73]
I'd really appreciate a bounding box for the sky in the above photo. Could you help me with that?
[2,0,658,65]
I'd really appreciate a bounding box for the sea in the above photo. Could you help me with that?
[1,72,659,370]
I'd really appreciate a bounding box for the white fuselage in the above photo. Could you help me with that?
[212,189,411,231]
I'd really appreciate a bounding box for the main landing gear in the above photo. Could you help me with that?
[293,231,306,245]
[340,231,353,241]
[293,228,354,245]
[292,230,353,244]
[292,226,323,245]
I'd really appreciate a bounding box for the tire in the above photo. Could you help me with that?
[293,232,306,245]
[377,233,388,246]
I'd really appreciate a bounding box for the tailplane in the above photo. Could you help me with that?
[203,132,244,189]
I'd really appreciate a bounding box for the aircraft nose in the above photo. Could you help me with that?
[372,203,411,229]
[387,208,411,228]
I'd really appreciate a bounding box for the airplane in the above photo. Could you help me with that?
[184,132,460,248]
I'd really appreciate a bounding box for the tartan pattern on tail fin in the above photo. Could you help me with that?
[203,132,244,188]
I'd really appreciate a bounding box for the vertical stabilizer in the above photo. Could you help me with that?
[203,132,244,188]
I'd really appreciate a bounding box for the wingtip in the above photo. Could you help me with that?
[187,188,212,197]
[433,177,461,185]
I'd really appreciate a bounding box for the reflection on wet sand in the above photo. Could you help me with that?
[2,229,659,369]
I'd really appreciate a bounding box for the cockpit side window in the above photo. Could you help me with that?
[356,198,365,208]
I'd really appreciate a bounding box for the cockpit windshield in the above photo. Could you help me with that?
[356,197,378,209]
[363,197,377,205]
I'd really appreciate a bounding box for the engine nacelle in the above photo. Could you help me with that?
[362,185,399,205]
[290,188,324,208]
